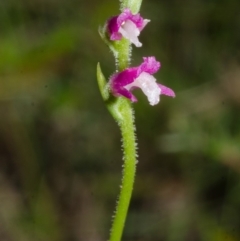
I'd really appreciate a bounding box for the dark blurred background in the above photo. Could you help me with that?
[0,0,240,240]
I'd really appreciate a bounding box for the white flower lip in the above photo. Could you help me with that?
[125,72,161,106]
[119,20,142,47]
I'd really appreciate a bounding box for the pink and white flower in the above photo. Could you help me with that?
[107,8,150,47]
[110,57,175,106]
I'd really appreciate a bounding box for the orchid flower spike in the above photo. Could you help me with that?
[110,57,175,106]
[107,8,150,47]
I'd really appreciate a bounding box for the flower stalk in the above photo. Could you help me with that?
[96,1,175,241]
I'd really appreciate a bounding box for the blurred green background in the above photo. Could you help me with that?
[0,0,240,240]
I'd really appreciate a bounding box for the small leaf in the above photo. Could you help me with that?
[98,25,108,43]
[96,63,110,101]
[98,25,119,58]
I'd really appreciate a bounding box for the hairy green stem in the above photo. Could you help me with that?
[109,98,137,241]
[114,39,131,71]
